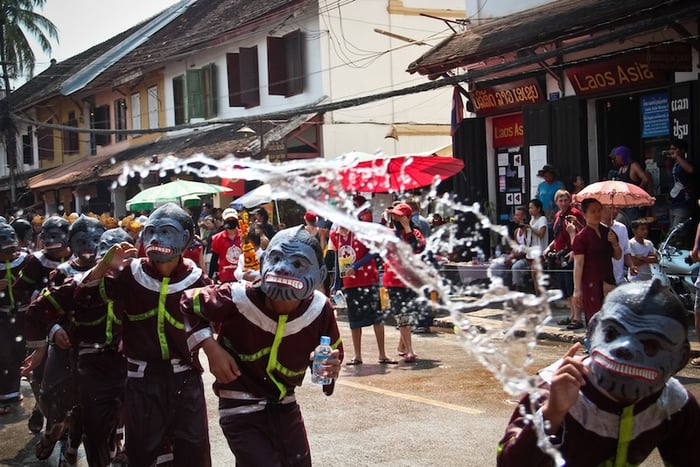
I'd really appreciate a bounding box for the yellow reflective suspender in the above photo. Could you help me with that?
[614,405,635,467]
[4,260,15,307]
[266,314,290,400]
[157,278,171,360]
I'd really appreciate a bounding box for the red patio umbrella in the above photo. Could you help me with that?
[338,152,464,193]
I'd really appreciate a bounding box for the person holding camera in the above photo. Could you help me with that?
[543,190,585,327]
[666,138,695,230]
[511,199,548,294]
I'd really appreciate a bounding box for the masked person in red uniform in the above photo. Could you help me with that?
[25,226,132,466]
[498,280,700,466]
[75,203,212,467]
[15,216,73,435]
[0,220,31,415]
[181,226,343,467]
[25,215,105,462]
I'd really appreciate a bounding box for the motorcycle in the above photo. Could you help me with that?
[651,218,698,312]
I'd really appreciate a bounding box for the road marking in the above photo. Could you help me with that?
[337,379,483,414]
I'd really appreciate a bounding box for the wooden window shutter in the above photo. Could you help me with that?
[38,124,54,161]
[173,75,186,124]
[239,46,260,108]
[22,126,33,165]
[187,69,205,118]
[63,112,80,153]
[284,29,304,96]
[227,53,243,107]
[204,63,218,118]
[267,36,286,96]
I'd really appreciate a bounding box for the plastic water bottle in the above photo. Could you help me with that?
[333,290,347,308]
[311,336,333,385]
[494,244,502,258]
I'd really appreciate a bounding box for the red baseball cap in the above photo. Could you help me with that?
[304,211,318,224]
[389,203,412,218]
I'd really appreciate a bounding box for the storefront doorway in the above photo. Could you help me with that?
[596,94,641,180]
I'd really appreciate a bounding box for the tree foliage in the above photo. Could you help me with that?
[0,0,58,83]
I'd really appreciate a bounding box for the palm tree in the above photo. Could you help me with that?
[0,0,58,86]
[0,0,57,204]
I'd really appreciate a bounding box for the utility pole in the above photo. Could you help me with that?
[0,28,17,206]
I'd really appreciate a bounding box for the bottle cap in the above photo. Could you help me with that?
[320,336,331,345]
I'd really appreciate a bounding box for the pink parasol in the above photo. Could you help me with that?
[572,180,655,207]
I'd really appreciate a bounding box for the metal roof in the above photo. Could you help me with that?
[406,0,699,79]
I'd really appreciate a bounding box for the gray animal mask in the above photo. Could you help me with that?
[141,203,193,263]
[588,280,689,403]
[260,227,326,302]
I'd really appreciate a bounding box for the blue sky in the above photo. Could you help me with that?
[17,0,178,86]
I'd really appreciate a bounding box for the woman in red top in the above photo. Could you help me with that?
[572,198,621,327]
[382,203,426,363]
[543,189,585,327]
[329,225,396,365]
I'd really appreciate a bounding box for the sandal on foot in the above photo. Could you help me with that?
[60,453,77,467]
[690,357,700,368]
[378,358,398,365]
[28,409,44,434]
[60,446,78,467]
[397,351,407,357]
[345,358,363,366]
[35,434,57,460]
[566,320,584,330]
[403,354,417,363]
[556,317,572,326]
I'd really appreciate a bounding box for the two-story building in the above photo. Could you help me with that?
[1,0,466,218]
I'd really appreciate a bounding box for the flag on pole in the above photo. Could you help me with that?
[450,86,464,136]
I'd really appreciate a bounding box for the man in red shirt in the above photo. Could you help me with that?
[209,208,242,283]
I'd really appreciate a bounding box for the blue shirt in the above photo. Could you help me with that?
[536,180,565,215]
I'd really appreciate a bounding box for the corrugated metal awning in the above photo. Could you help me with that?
[27,153,118,190]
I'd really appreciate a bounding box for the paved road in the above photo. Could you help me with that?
[2,310,699,466]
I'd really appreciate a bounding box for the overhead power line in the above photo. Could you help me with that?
[12,11,697,137]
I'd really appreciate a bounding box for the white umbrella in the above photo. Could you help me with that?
[230,184,275,208]
[230,184,282,222]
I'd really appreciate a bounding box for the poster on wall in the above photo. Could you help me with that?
[493,113,527,223]
[641,93,669,138]
[495,147,527,221]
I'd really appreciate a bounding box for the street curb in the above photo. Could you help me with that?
[431,314,700,358]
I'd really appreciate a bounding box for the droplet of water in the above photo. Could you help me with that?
[118,151,563,463]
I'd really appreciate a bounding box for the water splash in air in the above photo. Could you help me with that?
[122,152,564,465]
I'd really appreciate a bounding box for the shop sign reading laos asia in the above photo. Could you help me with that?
[565,44,692,96]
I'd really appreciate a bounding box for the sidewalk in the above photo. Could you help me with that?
[430,301,700,358]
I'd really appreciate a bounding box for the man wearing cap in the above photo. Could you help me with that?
[382,202,426,363]
[353,195,373,223]
[209,208,243,283]
[535,164,565,224]
[303,211,327,251]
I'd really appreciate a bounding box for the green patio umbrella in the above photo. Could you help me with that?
[126,179,230,211]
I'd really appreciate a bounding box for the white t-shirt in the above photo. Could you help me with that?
[610,221,631,285]
[628,238,656,282]
[527,215,548,259]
